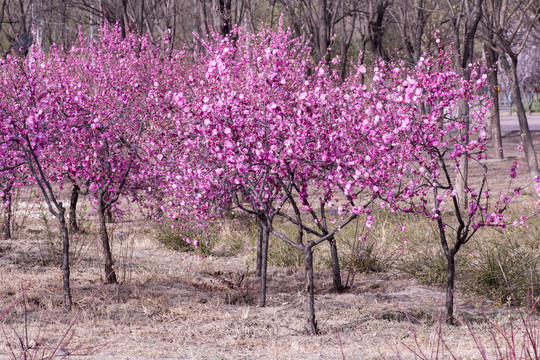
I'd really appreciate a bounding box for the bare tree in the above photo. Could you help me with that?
[490,0,540,180]
[443,0,484,213]
[482,1,504,159]
[389,0,429,65]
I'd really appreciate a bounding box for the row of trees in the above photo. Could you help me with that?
[1,1,538,177]
[1,23,531,333]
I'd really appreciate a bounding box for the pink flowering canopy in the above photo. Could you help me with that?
[151,24,509,235]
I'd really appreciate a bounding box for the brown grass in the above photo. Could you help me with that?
[0,214,535,360]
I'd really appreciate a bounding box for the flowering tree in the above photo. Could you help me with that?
[0,49,76,309]
[0,25,175,305]
[51,26,173,284]
[147,25,312,310]
[0,153,26,240]
[367,49,536,324]
[150,23,507,333]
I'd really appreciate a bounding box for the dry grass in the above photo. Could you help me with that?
[0,213,537,360]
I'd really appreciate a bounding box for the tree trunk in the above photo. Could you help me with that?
[98,204,118,284]
[525,91,533,115]
[256,219,263,277]
[455,100,470,211]
[105,208,114,223]
[69,184,79,233]
[317,0,329,63]
[2,191,12,240]
[328,236,343,293]
[59,210,72,310]
[121,0,129,38]
[258,222,269,307]
[304,245,318,335]
[137,0,144,35]
[445,251,456,325]
[485,43,503,159]
[502,58,539,179]
[212,0,231,35]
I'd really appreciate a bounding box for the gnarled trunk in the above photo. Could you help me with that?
[58,209,72,310]
[328,236,343,293]
[304,245,318,335]
[2,191,12,240]
[69,183,79,233]
[98,203,118,284]
[258,218,269,307]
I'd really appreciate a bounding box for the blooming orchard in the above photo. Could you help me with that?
[0,23,531,331]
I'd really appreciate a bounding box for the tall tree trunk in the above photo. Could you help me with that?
[453,0,483,211]
[456,100,470,210]
[328,236,343,293]
[98,203,118,284]
[258,221,269,307]
[500,55,539,179]
[2,191,12,240]
[121,0,129,38]
[106,208,114,223]
[445,251,456,325]
[69,184,79,233]
[137,0,144,35]
[256,218,263,277]
[317,0,329,63]
[304,245,318,335]
[455,100,470,211]
[212,0,231,35]
[59,210,72,310]
[485,42,503,159]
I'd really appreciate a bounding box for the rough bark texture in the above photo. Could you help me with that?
[304,245,318,335]
[328,236,343,293]
[1,192,11,240]
[445,252,456,325]
[258,221,269,307]
[59,211,72,310]
[256,219,263,277]
[485,42,504,159]
[69,183,79,233]
[98,204,118,284]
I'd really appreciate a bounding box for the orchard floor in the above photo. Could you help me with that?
[0,218,533,360]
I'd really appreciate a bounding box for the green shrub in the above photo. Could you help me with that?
[467,239,540,308]
[155,222,216,256]
[342,235,393,274]
[268,233,303,268]
[399,244,449,285]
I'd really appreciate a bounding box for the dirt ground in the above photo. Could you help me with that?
[1,128,540,360]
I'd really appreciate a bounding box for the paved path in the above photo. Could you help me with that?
[499,113,540,132]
